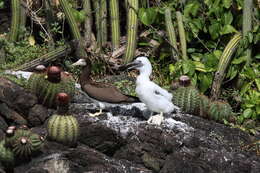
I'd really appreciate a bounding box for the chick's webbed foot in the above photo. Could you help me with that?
[147,112,164,125]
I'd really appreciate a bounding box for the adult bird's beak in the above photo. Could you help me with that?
[124,60,143,70]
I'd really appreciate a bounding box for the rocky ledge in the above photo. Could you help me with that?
[0,77,260,173]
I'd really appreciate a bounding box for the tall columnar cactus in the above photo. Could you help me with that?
[172,87,200,114]
[100,0,108,46]
[83,0,93,47]
[208,101,233,122]
[27,66,75,108]
[109,0,120,50]
[0,140,15,168]
[9,0,21,42]
[47,93,79,146]
[59,0,81,40]
[211,33,242,100]
[124,0,139,63]
[243,0,253,65]
[165,7,178,61]
[176,11,187,60]
[93,0,102,49]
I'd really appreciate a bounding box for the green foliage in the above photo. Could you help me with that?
[0,0,4,9]
[0,36,49,71]
[138,7,158,26]
[47,114,79,146]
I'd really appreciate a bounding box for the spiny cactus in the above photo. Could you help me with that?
[47,93,79,146]
[198,94,210,118]
[9,0,21,42]
[172,87,200,114]
[7,127,44,158]
[27,66,75,108]
[176,11,187,60]
[165,7,178,61]
[59,0,81,40]
[109,0,120,50]
[208,101,233,122]
[124,0,139,63]
[0,140,15,167]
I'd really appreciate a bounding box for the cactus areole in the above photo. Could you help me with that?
[47,66,61,83]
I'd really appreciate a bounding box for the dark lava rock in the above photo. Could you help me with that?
[79,121,125,156]
[14,141,152,173]
[0,115,8,131]
[27,104,49,126]
[13,91,37,115]
[0,102,27,125]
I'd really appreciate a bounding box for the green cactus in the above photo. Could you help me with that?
[0,140,15,167]
[93,0,102,49]
[47,114,79,146]
[100,0,108,46]
[208,101,233,122]
[176,11,187,60]
[165,7,178,61]
[11,130,44,158]
[27,73,75,108]
[109,0,120,50]
[172,87,200,114]
[198,94,210,118]
[9,0,21,42]
[47,93,79,146]
[124,0,139,63]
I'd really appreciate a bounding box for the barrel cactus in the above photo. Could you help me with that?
[198,94,211,118]
[27,66,75,108]
[172,86,200,114]
[208,101,233,122]
[0,140,15,167]
[6,126,44,158]
[47,93,79,147]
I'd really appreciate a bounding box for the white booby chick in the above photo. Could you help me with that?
[126,56,178,125]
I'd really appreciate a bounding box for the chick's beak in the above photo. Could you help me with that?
[124,60,143,70]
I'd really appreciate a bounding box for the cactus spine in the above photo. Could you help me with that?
[124,0,139,63]
[243,0,253,65]
[100,0,108,46]
[211,33,242,100]
[172,87,200,114]
[208,101,233,122]
[165,7,178,61]
[9,0,21,42]
[47,93,79,146]
[110,0,120,50]
[176,11,187,60]
[59,0,81,40]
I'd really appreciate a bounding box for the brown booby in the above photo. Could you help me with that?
[71,58,140,116]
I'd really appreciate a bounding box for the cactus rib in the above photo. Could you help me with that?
[9,0,21,42]
[165,8,178,61]
[83,0,93,46]
[59,0,81,40]
[110,0,120,50]
[124,0,139,63]
[176,11,187,60]
[100,0,108,46]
